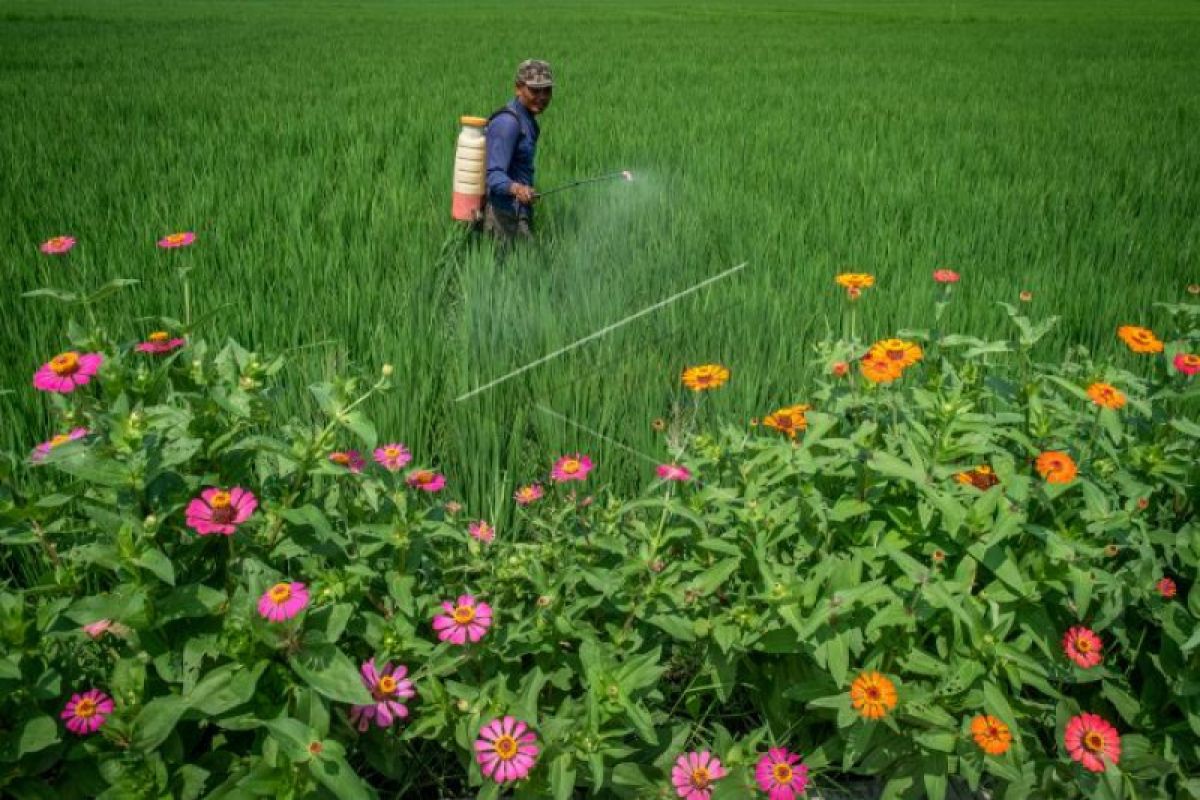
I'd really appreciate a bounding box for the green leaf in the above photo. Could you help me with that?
[136,549,176,586]
[42,448,132,487]
[263,716,317,763]
[826,631,850,687]
[289,644,373,706]
[689,558,740,594]
[188,661,268,716]
[308,752,374,800]
[339,411,377,450]
[646,614,696,642]
[869,450,926,485]
[548,753,577,800]
[1101,681,1140,726]
[132,694,188,751]
[157,584,226,623]
[16,714,59,757]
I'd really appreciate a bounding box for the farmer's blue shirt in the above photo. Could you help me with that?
[486,98,540,218]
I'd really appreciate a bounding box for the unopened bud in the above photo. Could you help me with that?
[382,363,394,377]
[456,698,470,712]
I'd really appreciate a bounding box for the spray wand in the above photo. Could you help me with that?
[533,170,633,199]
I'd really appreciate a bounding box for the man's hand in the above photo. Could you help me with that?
[510,183,538,205]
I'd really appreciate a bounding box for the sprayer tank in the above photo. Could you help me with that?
[452,116,487,221]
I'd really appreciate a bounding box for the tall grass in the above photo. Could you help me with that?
[2,0,1197,517]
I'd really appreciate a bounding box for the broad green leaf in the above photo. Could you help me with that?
[136,549,176,586]
[308,752,374,800]
[132,694,188,751]
[549,753,576,800]
[157,584,226,623]
[16,714,59,756]
[289,644,373,706]
[188,661,268,717]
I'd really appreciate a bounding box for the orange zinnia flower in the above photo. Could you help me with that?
[860,352,904,384]
[681,364,730,392]
[1116,325,1163,354]
[955,465,1000,490]
[1036,451,1077,484]
[849,671,897,719]
[763,404,810,439]
[869,338,923,369]
[835,273,874,291]
[1086,382,1125,410]
[971,715,1013,755]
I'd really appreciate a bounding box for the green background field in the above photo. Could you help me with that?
[2,0,1197,513]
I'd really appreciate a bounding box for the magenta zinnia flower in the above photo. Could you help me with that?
[933,269,960,284]
[185,487,258,536]
[348,659,416,731]
[329,450,365,473]
[475,716,539,783]
[157,231,196,248]
[406,469,446,492]
[755,748,808,800]
[1175,353,1200,376]
[61,689,114,735]
[31,427,88,462]
[514,483,544,505]
[469,520,495,543]
[33,351,103,393]
[1063,626,1103,669]
[432,594,492,644]
[373,442,412,471]
[551,453,593,483]
[257,581,309,622]
[656,463,692,482]
[1065,713,1121,773]
[672,751,726,800]
[135,331,186,354]
[41,236,76,255]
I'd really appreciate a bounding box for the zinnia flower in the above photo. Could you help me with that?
[33,351,103,393]
[850,671,897,719]
[135,331,186,354]
[432,594,492,644]
[82,619,130,640]
[551,453,594,482]
[157,232,196,249]
[1019,290,1033,302]
[763,404,810,439]
[373,443,412,471]
[185,487,258,535]
[1063,626,1103,669]
[1117,325,1163,354]
[329,450,365,473]
[514,483,544,505]
[469,520,495,543]
[406,469,446,492]
[475,716,539,783]
[41,236,76,255]
[860,352,904,384]
[61,689,114,735]
[1157,577,1177,598]
[31,427,88,462]
[831,361,849,377]
[971,715,1013,755]
[754,748,808,799]
[1174,353,1200,376]
[1065,713,1120,773]
[656,464,692,482]
[835,273,874,291]
[671,751,726,800]
[681,364,730,392]
[1086,382,1125,410]
[954,465,999,490]
[933,269,960,284]
[1036,451,1077,484]
[869,338,923,369]
[348,659,415,731]
[257,581,309,622]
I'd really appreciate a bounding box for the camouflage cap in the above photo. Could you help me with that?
[515,59,554,88]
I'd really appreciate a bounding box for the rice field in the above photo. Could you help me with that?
[3,0,1198,515]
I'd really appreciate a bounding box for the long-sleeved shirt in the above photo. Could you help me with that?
[485,98,540,219]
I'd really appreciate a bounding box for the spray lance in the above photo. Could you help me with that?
[533,170,634,200]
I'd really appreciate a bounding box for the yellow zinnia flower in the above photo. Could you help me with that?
[681,364,730,392]
[1117,325,1163,354]
[1086,382,1125,410]
[869,338,923,369]
[762,404,810,439]
[835,273,875,291]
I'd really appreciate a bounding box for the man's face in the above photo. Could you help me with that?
[516,82,553,115]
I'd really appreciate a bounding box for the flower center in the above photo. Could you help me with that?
[209,491,235,523]
[773,763,793,784]
[1076,638,1092,653]
[50,352,80,376]
[269,583,292,603]
[49,433,72,448]
[1084,731,1105,752]
[690,767,711,789]
[866,686,881,700]
[75,698,97,719]
[149,331,169,343]
[377,676,397,696]
[166,233,187,245]
[562,459,580,473]
[988,725,1001,739]
[385,447,400,458]
[493,734,518,760]
[415,471,433,484]
[453,604,475,624]
[331,453,350,465]
[887,349,904,360]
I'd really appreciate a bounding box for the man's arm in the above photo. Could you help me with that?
[485,114,519,198]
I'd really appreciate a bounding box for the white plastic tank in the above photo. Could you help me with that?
[452,116,487,221]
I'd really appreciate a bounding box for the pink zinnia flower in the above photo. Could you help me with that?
[348,659,416,731]
[432,594,492,644]
[135,331,186,354]
[1065,713,1121,773]
[31,427,88,462]
[373,442,412,471]
[469,520,495,543]
[406,469,446,492]
[33,351,103,393]
[1063,626,1103,669]
[185,487,258,536]
[755,748,808,800]
[475,716,539,783]
[672,751,726,800]
[933,269,960,284]
[1157,577,1177,598]
[61,689,114,735]
[551,453,593,483]
[1174,353,1200,376]
[329,450,364,473]
[656,464,692,482]
[257,581,309,622]
[158,232,196,248]
[41,236,76,255]
[514,484,544,505]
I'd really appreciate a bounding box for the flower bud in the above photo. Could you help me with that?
[456,698,470,712]
[536,595,553,608]
[382,363,394,377]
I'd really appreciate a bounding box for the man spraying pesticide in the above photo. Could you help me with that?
[450,58,633,245]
